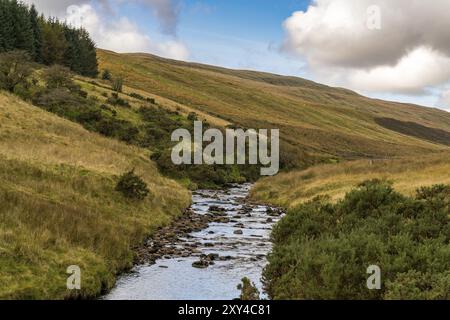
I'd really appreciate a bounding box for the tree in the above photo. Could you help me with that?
[11,0,34,53]
[0,1,98,78]
[29,5,43,62]
[40,18,67,65]
[0,51,33,92]
[0,0,15,52]
[76,28,98,77]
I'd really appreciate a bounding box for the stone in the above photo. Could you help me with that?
[192,260,209,269]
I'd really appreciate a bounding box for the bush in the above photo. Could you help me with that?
[187,112,198,121]
[43,65,77,90]
[146,97,156,104]
[107,93,130,107]
[237,278,260,300]
[112,76,123,93]
[101,69,111,80]
[116,170,150,200]
[0,51,33,92]
[130,92,144,100]
[263,180,450,300]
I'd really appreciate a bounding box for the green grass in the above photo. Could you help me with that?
[0,92,190,299]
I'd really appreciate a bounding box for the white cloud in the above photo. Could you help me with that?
[67,4,189,59]
[23,0,89,17]
[438,89,450,111]
[24,0,179,34]
[348,47,450,94]
[25,1,188,60]
[283,0,450,96]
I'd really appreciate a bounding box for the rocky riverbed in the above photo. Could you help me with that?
[103,184,284,300]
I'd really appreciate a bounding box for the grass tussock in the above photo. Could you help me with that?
[0,92,190,299]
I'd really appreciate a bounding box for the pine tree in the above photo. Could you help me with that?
[78,28,98,77]
[41,18,67,65]
[0,0,15,52]
[11,0,34,53]
[0,0,98,78]
[63,25,82,73]
[29,4,42,62]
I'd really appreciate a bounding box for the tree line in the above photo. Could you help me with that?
[0,0,98,77]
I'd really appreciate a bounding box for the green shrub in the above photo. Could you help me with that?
[107,93,130,107]
[264,180,450,300]
[112,76,123,93]
[116,170,150,200]
[0,51,33,92]
[237,278,260,300]
[146,97,156,104]
[187,112,198,121]
[101,69,111,80]
[130,92,144,100]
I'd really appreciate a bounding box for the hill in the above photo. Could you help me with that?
[97,49,450,167]
[2,48,450,300]
[0,92,190,299]
[251,153,450,207]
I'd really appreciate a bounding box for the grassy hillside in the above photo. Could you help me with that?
[97,49,450,166]
[251,153,450,207]
[0,92,190,299]
[3,48,450,300]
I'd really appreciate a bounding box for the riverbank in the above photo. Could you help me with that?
[0,93,191,300]
[104,184,284,300]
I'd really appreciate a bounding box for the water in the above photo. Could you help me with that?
[104,184,282,300]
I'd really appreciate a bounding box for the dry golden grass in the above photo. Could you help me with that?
[0,92,190,299]
[97,49,450,160]
[251,153,450,208]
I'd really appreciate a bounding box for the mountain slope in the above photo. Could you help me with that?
[97,49,450,164]
[0,92,190,299]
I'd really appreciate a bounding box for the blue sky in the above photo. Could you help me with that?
[29,0,450,110]
[119,0,310,75]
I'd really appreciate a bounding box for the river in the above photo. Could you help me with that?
[103,184,283,300]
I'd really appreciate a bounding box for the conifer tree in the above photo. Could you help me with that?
[11,0,34,53]
[41,18,67,65]
[29,4,42,62]
[0,0,15,52]
[0,0,98,78]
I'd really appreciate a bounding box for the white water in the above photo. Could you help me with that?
[104,184,282,300]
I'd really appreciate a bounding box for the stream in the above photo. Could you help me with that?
[104,184,283,300]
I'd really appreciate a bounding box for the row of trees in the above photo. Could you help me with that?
[0,0,98,77]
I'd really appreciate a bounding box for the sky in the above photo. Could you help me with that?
[24,0,450,111]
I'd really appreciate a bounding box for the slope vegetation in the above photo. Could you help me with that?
[251,153,450,207]
[97,49,450,166]
[0,93,190,299]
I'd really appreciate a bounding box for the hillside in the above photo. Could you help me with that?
[97,49,450,166]
[2,48,450,300]
[0,92,190,299]
[251,153,450,207]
